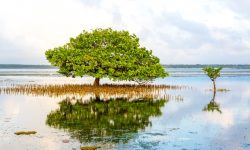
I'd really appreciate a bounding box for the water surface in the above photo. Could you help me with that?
[0,66,250,150]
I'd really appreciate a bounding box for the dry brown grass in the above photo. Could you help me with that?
[14,131,37,135]
[80,146,100,150]
[0,84,187,101]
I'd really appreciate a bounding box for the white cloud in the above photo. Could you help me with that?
[203,108,234,128]
[0,0,250,64]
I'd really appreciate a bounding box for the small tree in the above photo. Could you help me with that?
[202,66,223,92]
[45,28,168,86]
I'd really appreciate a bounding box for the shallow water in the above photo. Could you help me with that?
[0,68,250,150]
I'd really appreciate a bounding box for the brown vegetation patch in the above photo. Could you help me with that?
[80,146,100,150]
[0,84,187,100]
[14,131,37,135]
[208,88,230,92]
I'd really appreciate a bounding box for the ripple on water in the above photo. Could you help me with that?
[242,143,250,148]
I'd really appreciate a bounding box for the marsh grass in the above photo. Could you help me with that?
[208,88,230,92]
[216,88,230,92]
[14,131,37,135]
[0,84,187,101]
[80,146,99,150]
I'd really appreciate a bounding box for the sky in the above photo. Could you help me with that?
[0,0,250,64]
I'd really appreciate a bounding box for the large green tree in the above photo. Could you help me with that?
[45,28,168,86]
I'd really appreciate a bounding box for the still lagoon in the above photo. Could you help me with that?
[0,67,249,150]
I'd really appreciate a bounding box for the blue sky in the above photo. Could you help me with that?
[0,0,250,64]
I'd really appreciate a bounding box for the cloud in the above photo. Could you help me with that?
[222,0,250,20]
[0,0,250,64]
[0,36,36,63]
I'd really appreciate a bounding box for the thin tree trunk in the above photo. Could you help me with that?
[212,80,216,102]
[95,92,101,101]
[93,78,100,86]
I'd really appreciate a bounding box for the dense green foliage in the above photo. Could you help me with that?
[45,28,168,85]
[202,66,222,82]
[46,97,166,143]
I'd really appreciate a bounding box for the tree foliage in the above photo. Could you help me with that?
[202,66,223,81]
[45,28,168,85]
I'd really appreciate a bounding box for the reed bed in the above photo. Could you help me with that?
[0,84,187,101]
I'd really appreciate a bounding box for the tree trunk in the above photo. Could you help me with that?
[95,93,101,101]
[212,80,216,102]
[93,78,100,86]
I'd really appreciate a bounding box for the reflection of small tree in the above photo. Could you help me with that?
[203,101,222,113]
[46,97,167,143]
[202,66,222,93]
[203,89,222,113]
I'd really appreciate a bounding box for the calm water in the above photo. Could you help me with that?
[0,67,250,150]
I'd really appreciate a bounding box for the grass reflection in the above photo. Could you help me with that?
[46,97,167,143]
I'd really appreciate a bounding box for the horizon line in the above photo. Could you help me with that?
[1,64,250,65]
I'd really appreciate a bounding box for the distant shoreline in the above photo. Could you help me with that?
[0,64,56,69]
[1,64,250,69]
[163,64,250,69]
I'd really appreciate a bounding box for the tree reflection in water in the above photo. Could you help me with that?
[46,97,167,143]
[203,90,222,113]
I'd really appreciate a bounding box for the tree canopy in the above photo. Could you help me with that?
[202,66,222,82]
[45,28,168,85]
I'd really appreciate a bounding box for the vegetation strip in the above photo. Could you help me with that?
[0,84,187,100]
[14,131,37,135]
